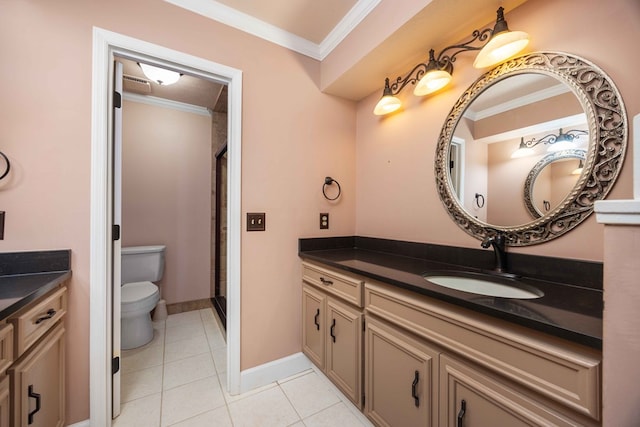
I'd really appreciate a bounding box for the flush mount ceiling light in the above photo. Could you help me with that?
[138,63,181,86]
[511,129,589,158]
[373,7,528,116]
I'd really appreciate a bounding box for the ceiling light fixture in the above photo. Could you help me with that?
[373,7,528,116]
[511,129,589,158]
[138,63,181,86]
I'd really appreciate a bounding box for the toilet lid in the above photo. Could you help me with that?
[122,281,159,304]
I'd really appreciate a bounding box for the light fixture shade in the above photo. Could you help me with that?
[571,161,584,175]
[414,69,452,96]
[546,139,575,152]
[511,146,535,159]
[473,30,529,68]
[373,95,402,116]
[139,63,181,85]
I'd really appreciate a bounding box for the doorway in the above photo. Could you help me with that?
[90,28,243,426]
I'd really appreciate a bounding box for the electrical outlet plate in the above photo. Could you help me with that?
[247,212,266,231]
[320,213,329,229]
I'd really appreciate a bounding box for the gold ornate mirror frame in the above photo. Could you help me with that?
[435,51,627,246]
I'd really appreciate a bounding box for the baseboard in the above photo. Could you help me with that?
[66,420,91,427]
[239,352,312,394]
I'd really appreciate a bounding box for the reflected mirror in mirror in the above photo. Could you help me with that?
[435,52,627,246]
[450,73,587,227]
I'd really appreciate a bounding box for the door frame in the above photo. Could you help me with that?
[90,27,243,425]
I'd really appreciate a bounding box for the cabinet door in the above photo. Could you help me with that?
[365,317,439,427]
[302,284,326,369]
[440,354,580,427]
[0,376,9,427]
[326,297,362,408]
[9,323,65,427]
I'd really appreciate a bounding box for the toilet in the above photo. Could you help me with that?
[121,245,166,350]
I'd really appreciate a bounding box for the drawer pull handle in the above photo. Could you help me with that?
[35,308,56,324]
[411,370,420,407]
[457,399,466,427]
[314,308,320,330]
[319,277,333,286]
[330,318,336,343]
[28,385,41,425]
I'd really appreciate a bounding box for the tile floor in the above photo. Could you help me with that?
[114,307,373,427]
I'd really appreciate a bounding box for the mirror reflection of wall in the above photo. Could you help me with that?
[452,73,587,227]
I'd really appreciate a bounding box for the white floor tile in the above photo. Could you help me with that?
[121,365,163,402]
[165,310,203,328]
[122,342,164,373]
[113,393,161,427]
[165,322,206,344]
[163,352,216,390]
[280,372,341,418]
[167,405,232,427]
[161,376,226,427]
[118,308,370,427]
[227,386,300,427]
[302,402,367,427]
[164,335,210,364]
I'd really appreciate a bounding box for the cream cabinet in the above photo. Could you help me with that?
[301,260,602,427]
[302,262,363,408]
[364,316,439,427]
[5,285,67,427]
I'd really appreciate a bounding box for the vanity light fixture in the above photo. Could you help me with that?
[473,7,530,69]
[373,7,528,116]
[511,129,588,158]
[138,63,181,86]
[571,160,585,175]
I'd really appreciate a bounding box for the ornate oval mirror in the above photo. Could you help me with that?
[435,52,627,246]
[523,149,587,219]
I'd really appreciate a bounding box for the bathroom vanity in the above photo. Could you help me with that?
[299,237,602,427]
[0,250,70,427]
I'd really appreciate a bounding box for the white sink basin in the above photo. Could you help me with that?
[423,274,543,299]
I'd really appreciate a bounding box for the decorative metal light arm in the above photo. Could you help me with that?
[522,129,588,149]
[434,28,493,74]
[386,27,493,96]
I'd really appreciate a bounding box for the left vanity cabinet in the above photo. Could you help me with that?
[302,262,364,409]
[5,285,67,427]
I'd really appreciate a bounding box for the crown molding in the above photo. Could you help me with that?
[164,0,380,60]
[465,83,571,121]
[123,92,212,116]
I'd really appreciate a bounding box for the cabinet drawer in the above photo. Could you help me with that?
[9,287,67,358]
[365,281,601,421]
[0,325,13,373]
[302,262,363,307]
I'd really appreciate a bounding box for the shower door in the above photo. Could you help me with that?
[213,143,228,329]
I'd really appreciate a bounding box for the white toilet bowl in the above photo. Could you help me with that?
[121,245,166,349]
[121,281,160,349]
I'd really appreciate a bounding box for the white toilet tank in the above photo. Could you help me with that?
[121,245,166,285]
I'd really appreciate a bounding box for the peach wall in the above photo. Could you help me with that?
[0,0,356,423]
[121,100,212,304]
[602,225,640,425]
[356,0,638,261]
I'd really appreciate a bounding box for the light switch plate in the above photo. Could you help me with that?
[247,212,266,231]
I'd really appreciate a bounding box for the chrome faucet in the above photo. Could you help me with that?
[481,234,507,274]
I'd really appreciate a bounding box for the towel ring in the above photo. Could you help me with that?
[474,193,485,209]
[322,177,341,201]
[0,151,10,181]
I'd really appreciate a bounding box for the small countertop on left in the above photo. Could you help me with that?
[0,250,71,319]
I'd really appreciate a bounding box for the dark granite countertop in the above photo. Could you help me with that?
[299,237,603,349]
[0,250,71,320]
